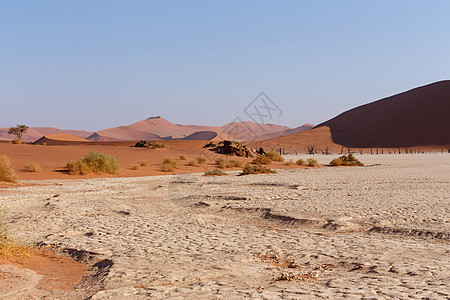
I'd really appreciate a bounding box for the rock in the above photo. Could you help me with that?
[208,140,258,157]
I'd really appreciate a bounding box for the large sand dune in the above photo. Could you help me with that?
[316,80,450,148]
[0,127,92,143]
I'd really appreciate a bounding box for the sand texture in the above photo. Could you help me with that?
[0,154,449,299]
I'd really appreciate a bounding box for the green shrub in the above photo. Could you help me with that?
[138,160,148,167]
[65,151,120,175]
[240,163,276,175]
[24,163,41,172]
[265,150,284,162]
[330,153,364,166]
[215,158,227,169]
[227,159,243,168]
[307,158,319,167]
[11,139,21,144]
[161,158,179,172]
[296,159,306,166]
[253,155,272,165]
[204,169,227,176]
[0,155,18,183]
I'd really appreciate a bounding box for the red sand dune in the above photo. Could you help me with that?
[316,80,450,148]
[87,116,290,142]
[256,123,314,140]
[0,127,92,143]
[33,134,88,145]
[249,81,450,152]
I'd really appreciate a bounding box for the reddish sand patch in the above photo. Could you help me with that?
[0,248,88,291]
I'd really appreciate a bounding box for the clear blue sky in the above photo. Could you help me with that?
[1,1,449,131]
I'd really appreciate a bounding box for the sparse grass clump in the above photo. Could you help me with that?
[307,158,319,167]
[150,142,166,149]
[215,158,227,169]
[253,155,272,165]
[24,163,41,172]
[296,159,306,166]
[204,169,227,176]
[188,160,200,167]
[11,139,21,144]
[65,151,120,175]
[138,160,148,167]
[0,155,18,183]
[131,165,140,170]
[196,156,207,165]
[179,155,186,160]
[240,163,276,175]
[265,150,284,162]
[330,153,364,166]
[161,158,180,172]
[227,159,243,168]
[0,217,34,259]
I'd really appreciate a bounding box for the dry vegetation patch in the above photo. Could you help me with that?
[0,155,18,183]
[240,163,276,175]
[161,158,180,172]
[65,151,120,175]
[204,169,227,176]
[24,163,42,172]
[330,153,364,166]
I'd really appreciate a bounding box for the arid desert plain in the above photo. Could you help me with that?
[0,152,448,299]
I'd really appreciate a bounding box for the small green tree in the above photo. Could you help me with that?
[8,125,29,141]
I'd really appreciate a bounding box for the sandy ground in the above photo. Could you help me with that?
[0,153,449,299]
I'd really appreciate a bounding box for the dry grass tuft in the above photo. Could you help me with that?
[265,150,284,162]
[65,151,120,175]
[330,154,364,166]
[0,217,34,259]
[138,160,148,167]
[0,155,18,183]
[204,169,227,176]
[215,158,227,169]
[227,159,243,168]
[285,159,294,165]
[306,158,319,167]
[253,155,272,165]
[161,158,179,172]
[11,139,21,144]
[150,142,166,149]
[179,155,187,160]
[240,163,276,175]
[24,163,42,172]
[296,159,306,166]
[131,165,140,170]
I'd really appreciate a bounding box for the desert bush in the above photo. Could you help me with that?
[330,153,364,166]
[296,159,306,166]
[330,158,343,166]
[307,158,319,167]
[179,155,186,160]
[0,216,33,259]
[11,139,21,144]
[227,159,243,168]
[150,142,166,149]
[138,160,148,167]
[131,165,140,170]
[161,158,179,172]
[66,151,120,175]
[188,160,200,167]
[204,169,227,176]
[0,156,18,183]
[253,154,272,165]
[196,156,207,165]
[215,158,227,169]
[265,150,284,162]
[240,163,276,175]
[24,163,41,172]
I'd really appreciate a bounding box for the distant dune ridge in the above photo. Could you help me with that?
[86,116,291,142]
[0,127,92,143]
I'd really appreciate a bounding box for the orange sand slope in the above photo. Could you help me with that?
[87,116,291,141]
[316,80,450,148]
